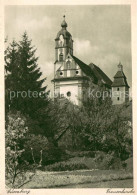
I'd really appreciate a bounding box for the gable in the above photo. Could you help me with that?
[54,54,112,88]
[55,54,86,78]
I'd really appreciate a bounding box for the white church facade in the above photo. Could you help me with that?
[52,16,130,105]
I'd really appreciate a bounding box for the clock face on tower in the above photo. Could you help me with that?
[59,35,64,47]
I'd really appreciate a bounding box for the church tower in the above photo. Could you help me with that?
[52,16,88,105]
[52,16,113,105]
[54,15,73,72]
[112,63,129,105]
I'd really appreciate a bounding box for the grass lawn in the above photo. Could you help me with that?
[6,156,133,188]
[59,179,133,188]
[22,169,133,189]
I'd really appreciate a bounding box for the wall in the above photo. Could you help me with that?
[112,86,127,105]
[60,83,79,105]
[55,80,84,105]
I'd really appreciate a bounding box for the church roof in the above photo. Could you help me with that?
[72,56,95,79]
[89,63,113,87]
[72,56,112,87]
[112,64,129,88]
[52,55,112,88]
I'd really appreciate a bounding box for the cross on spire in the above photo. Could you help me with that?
[118,61,123,71]
[63,15,65,20]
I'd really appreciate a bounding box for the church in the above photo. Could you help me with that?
[52,16,129,105]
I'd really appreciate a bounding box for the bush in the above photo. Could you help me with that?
[43,161,88,171]
[124,157,133,171]
[22,134,48,165]
[66,150,95,158]
[94,151,106,162]
[45,147,69,165]
[22,134,68,166]
[94,151,123,170]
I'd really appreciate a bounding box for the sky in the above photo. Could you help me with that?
[5,5,131,93]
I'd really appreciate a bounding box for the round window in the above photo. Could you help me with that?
[76,70,79,74]
[67,91,71,97]
[60,72,63,76]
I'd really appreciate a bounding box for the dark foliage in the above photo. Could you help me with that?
[5,32,49,116]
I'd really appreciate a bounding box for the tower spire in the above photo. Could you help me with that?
[61,15,67,29]
[118,62,123,71]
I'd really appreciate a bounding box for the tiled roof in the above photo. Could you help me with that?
[72,56,96,80]
[72,56,112,87]
[114,71,126,78]
[112,71,129,87]
[53,55,112,88]
[89,63,112,87]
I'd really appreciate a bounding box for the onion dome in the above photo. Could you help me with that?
[61,15,68,28]
[55,15,72,40]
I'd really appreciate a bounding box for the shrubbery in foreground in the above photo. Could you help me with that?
[43,161,88,171]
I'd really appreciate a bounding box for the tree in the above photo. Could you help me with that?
[5,112,29,188]
[5,40,20,113]
[35,98,70,147]
[5,32,49,116]
[80,84,113,151]
[103,104,133,159]
[81,81,132,159]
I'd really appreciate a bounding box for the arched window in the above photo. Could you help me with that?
[59,53,63,61]
[60,41,63,47]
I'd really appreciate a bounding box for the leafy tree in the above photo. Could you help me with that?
[62,101,85,149]
[103,104,133,159]
[23,134,48,165]
[33,98,81,149]
[23,134,66,165]
[5,112,29,188]
[81,81,132,159]
[37,98,87,150]
[80,84,113,151]
[35,98,70,146]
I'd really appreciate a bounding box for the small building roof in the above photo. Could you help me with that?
[112,63,129,88]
